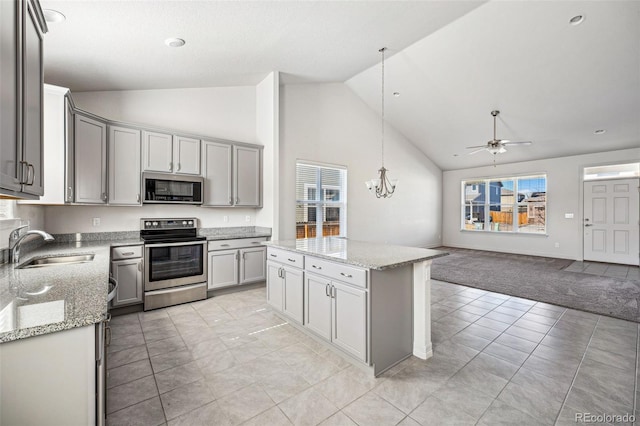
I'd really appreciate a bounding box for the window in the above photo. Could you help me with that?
[296,162,347,239]
[461,174,546,234]
[584,163,639,180]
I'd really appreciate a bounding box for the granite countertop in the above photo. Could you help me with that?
[264,237,448,271]
[0,240,124,343]
[199,226,272,241]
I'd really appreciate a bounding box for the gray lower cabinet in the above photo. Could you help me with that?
[266,260,304,323]
[208,239,267,290]
[111,245,143,307]
[304,272,367,362]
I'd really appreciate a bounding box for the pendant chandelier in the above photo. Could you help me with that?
[365,47,397,198]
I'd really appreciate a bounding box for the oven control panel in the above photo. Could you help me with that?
[140,218,197,230]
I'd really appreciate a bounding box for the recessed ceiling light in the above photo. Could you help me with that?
[165,38,186,48]
[594,129,606,135]
[569,15,585,26]
[393,92,400,97]
[43,9,65,23]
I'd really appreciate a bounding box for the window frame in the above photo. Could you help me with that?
[461,174,547,235]
[296,161,347,239]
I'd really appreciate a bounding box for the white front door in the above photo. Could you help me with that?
[583,178,639,265]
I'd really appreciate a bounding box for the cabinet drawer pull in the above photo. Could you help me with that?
[251,241,260,244]
[287,258,296,263]
[220,244,230,247]
[270,254,277,257]
[312,265,322,270]
[121,252,134,256]
[340,272,353,278]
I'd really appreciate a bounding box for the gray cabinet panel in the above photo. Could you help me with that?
[108,126,141,205]
[111,259,143,307]
[74,113,107,204]
[304,273,332,341]
[283,266,304,324]
[332,282,367,362]
[208,249,238,289]
[202,141,232,206]
[266,261,283,311]
[0,0,21,192]
[142,131,172,173]
[173,135,200,175]
[239,246,266,284]
[21,0,44,196]
[233,145,260,206]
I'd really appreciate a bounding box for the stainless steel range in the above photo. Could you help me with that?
[140,218,207,310]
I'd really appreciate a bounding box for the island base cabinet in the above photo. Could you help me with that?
[332,282,367,362]
[0,325,96,426]
[267,260,303,324]
[304,273,367,362]
[239,247,266,284]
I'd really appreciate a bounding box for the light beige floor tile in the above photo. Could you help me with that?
[343,392,406,426]
[278,387,338,426]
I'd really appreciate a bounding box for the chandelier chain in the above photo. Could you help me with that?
[380,47,385,167]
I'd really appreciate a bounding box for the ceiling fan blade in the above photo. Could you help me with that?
[466,144,489,149]
[467,148,487,155]
[502,141,532,146]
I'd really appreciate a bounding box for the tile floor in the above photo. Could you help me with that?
[565,261,640,280]
[106,281,638,426]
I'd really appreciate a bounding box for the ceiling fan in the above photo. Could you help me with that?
[466,110,532,157]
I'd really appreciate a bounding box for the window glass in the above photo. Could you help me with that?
[462,175,546,234]
[296,162,347,239]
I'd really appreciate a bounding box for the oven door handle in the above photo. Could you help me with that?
[144,240,207,248]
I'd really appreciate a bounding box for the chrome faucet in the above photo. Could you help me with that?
[9,226,55,264]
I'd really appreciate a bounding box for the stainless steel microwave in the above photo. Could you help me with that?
[143,172,204,204]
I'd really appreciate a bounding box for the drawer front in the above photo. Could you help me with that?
[208,237,267,251]
[111,245,143,260]
[305,257,367,288]
[267,247,304,268]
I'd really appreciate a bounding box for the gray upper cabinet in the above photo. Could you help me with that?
[108,125,141,205]
[202,140,232,206]
[142,131,173,173]
[173,135,200,175]
[142,132,200,175]
[234,145,261,207]
[0,0,46,199]
[202,141,262,207]
[75,113,107,204]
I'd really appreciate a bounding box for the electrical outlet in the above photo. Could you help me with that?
[92,217,101,227]
[223,215,229,223]
[245,215,251,223]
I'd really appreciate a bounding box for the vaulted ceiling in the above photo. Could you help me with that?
[41,0,640,171]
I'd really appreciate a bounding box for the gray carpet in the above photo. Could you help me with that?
[431,247,640,323]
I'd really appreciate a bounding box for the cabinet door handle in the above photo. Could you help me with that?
[177,163,181,171]
[138,261,142,271]
[102,193,107,201]
[18,161,29,184]
[340,272,353,278]
[325,283,331,297]
[331,285,336,298]
[242,252,246,260]
[235,197,239,204]
[312,264,322,270]
[67,186,74,201]
[27,164,35,185]
[136,194,140,203]
[229,197,233,205]
[169,162,173,172]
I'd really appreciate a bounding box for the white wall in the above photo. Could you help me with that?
[279,83,442,247]
[42,85,265,234]
[255,72,279,238]
[442,148,640,260]
[72,86,257,143]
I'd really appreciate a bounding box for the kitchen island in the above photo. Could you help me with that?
[264,237,447,376]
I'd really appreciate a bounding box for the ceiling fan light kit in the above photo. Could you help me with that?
[466,110,532,165]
